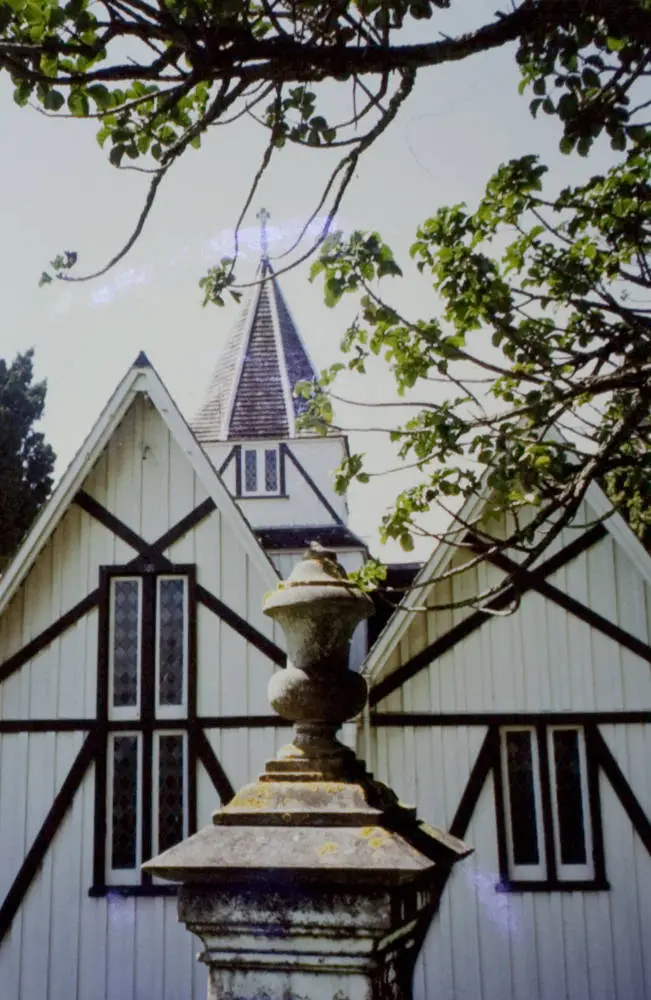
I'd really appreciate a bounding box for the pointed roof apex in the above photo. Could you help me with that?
[192,256,318,442]
[133,350,151,368]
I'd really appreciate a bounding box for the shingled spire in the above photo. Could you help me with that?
[192,211,318,442]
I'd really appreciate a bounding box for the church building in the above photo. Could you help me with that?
[0,221,650,1000]
[0,238,365,1000]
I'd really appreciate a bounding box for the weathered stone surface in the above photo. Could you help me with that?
[144,545,471,1000]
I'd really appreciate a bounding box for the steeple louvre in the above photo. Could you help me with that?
[192,256,318,443]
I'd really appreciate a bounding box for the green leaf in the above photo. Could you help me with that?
[40,54,58,78]
[42,89,65,112]
[87,84,111,111]
[68,90,90,116]
[109,144,125,167]
[13,82,33,107]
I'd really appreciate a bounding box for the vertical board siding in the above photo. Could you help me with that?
[369,505,651,1000]
[372,716,651,1000]
[0,392,286,1000]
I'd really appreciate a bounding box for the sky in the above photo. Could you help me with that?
[0,2,617,561]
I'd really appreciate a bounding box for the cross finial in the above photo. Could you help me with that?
[256,207,270,260]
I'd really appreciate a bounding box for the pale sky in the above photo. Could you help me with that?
[0,2,616,561]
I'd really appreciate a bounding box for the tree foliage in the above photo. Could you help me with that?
[302,138,651,590]
[0,351,56,565]
[0,0,649,287]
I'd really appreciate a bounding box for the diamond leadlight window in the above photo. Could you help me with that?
[111,578,141,709]
[244,448,257,492]
[101,568,192,888]
[265,448,279,492]
[240,445,281,496]
[157,577,186,708]
[111,735,139,870]
[157,734,185,853]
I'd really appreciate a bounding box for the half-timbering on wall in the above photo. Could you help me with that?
[0,249,365,1000]
[1,245,650,1000]
[365,488,651,1000]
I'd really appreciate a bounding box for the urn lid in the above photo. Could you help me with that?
[263,542,374,616]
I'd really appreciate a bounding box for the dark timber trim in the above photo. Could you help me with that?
[279,442,287,497]
[483,546,651,665]
[281,443,345,526]
[234,445,242,497]
[449,727,495,839]
[195,728,236,804]
[140,573,155,887]
[93,568,110,887]
[218,446,237,478]
[371,711,651,726]
[0,715,289,733]
[591,725,651,855]
[75,491,157,557]
[496,879,610,893]
[536,720,558,883]
[151,499,216,556]
[256,525,366,551]
[429,727,496,903]
[196,583,285,666]
[585,724,608,886]
[493,727,509,882]
[0,731,98,945]
[77,491,216,571]
[0,589,99,687]
[187,569,198,835]
[369,525,607,707]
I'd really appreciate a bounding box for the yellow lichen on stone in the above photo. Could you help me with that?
[229,785,272,810]
[316,841,339,857]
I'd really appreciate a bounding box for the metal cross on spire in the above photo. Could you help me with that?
[256,207,270,260]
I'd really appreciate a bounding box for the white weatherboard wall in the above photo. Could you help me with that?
[368,501,651,1000]
[0,392,290,1000]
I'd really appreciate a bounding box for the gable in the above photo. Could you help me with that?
[0,360,278,618]
[0,388,285,722]
[0,364,292,960]
[369,499,651,715]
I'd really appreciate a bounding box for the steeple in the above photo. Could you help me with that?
[192,212,318,442]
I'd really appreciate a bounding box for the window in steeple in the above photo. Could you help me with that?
[240,445,283,497]
[265,448,279,492]
[244,448,258,493]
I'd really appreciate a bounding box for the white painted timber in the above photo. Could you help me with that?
[0,381,288,1000]
[367,500,651,1000]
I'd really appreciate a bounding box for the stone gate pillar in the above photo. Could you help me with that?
[144,544,471,1000]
